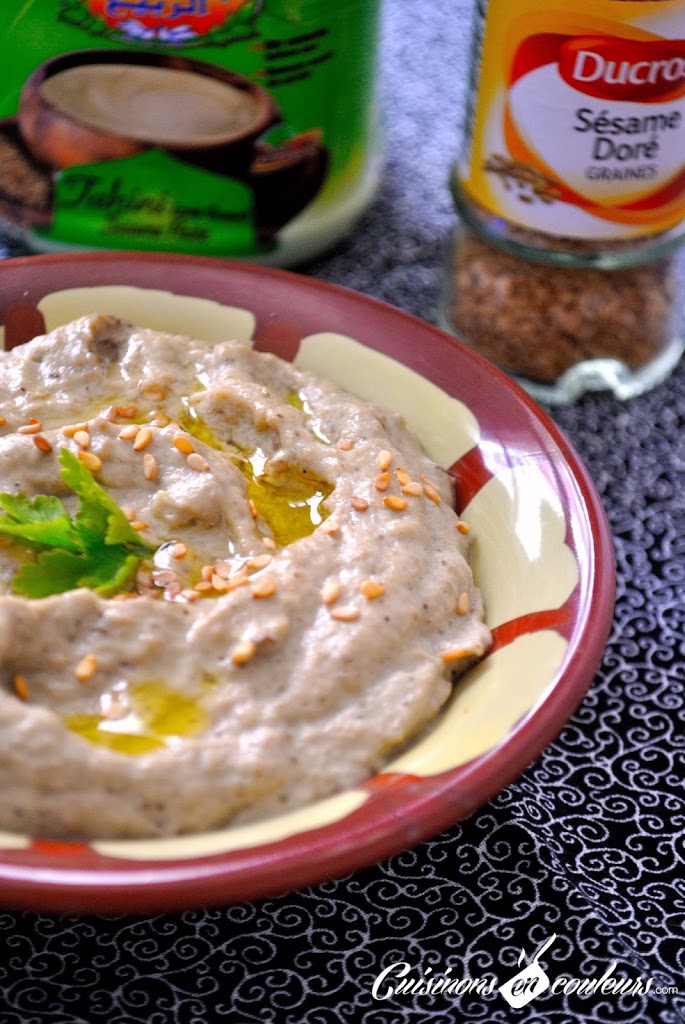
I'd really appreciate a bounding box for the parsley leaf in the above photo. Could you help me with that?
[0,493,78,551]
[0,448,155,599]
[58,449,149,550]
[11,548,141,598]
[0,492,69,523]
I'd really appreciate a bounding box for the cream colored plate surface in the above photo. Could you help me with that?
[0,286,578,862]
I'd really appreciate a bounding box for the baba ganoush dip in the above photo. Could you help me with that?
[0,315,491,840]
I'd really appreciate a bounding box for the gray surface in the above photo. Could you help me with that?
[1,2,684,1022]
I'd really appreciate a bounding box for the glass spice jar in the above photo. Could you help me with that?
[443,0,685,403]
[444,222,684,402]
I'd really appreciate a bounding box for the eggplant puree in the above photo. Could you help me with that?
[0,315,491,839]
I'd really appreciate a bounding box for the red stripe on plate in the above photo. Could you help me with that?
[448,446,494,514]
[363,772,423,790]
[490,607,571,653]
[30,839,91,856]
[252,318,302,362]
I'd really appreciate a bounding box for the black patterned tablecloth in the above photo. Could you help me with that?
[1,2,684,1022]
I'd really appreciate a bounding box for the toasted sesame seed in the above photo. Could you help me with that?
[442,647,472,664]
[330,604,360,622]
[252,578,276,599]
[13,674,29,701]
[456,520,471,535]
[153,412,171,427]
[165,581,183,599]
[384,495,407,511]
[249,554,273,571]
[75,654,97,682]
[360,579,384,600]
[18,419,42,435]
[0,415,6,427]
[377,449,392,472]
[73,430,90,450]
[225,571,250,591]
[374,472,391,492]
[171,543,187,560]
[105,404,139,422]
[201,564,214,581]
[213,560,231,580]
[118,424,139,440]
[173,435,195,455]
[133,427,153,451]
[423,483,442,505]
[262,537,277,550]
[141,384,166,401]
[396,468,412,486]
[337,439,354,451]
[152,569,177,586]
[321,579,341,605]
[350,496,369,512]
[62,423,88,437]
[151,573,176,589]
[401,481,423,497]
[231,639,256,665]
[180,588,200,602]
[456,592,470,616]
[116,404,138,419]
[195,581,213,593]
[187,453,210,473]
[130,521,148,532]
[122,506,136,521]
[213,571,249,592]
[248,498,258,518]
[143,452,158,481]
[78,451,102,472]
[212,574,231,592]
[33,434,53,454]
[419,474,442,502]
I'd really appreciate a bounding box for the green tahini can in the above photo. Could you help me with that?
[0,0,382,265]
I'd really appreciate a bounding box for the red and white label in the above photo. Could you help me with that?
[459,0,685,241]
[559,36,685,103]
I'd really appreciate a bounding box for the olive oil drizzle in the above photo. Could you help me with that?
[178,400,332,547]
[286,388,331,445]
[22,383,335,754]
[64,678,211,756]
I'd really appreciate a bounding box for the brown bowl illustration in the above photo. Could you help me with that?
[18,49,281,179]
[250,130,329,242]
[0,118,54,231]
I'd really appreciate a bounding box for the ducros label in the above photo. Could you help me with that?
[458,0,685,240]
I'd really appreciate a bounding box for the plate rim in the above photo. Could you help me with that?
[0,250,615,913]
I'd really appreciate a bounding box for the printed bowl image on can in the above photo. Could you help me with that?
[0,0,382,265]
[12,48,329,248]
[19,49,281,176]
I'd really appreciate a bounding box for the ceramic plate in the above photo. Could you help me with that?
[0,252,614,913]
